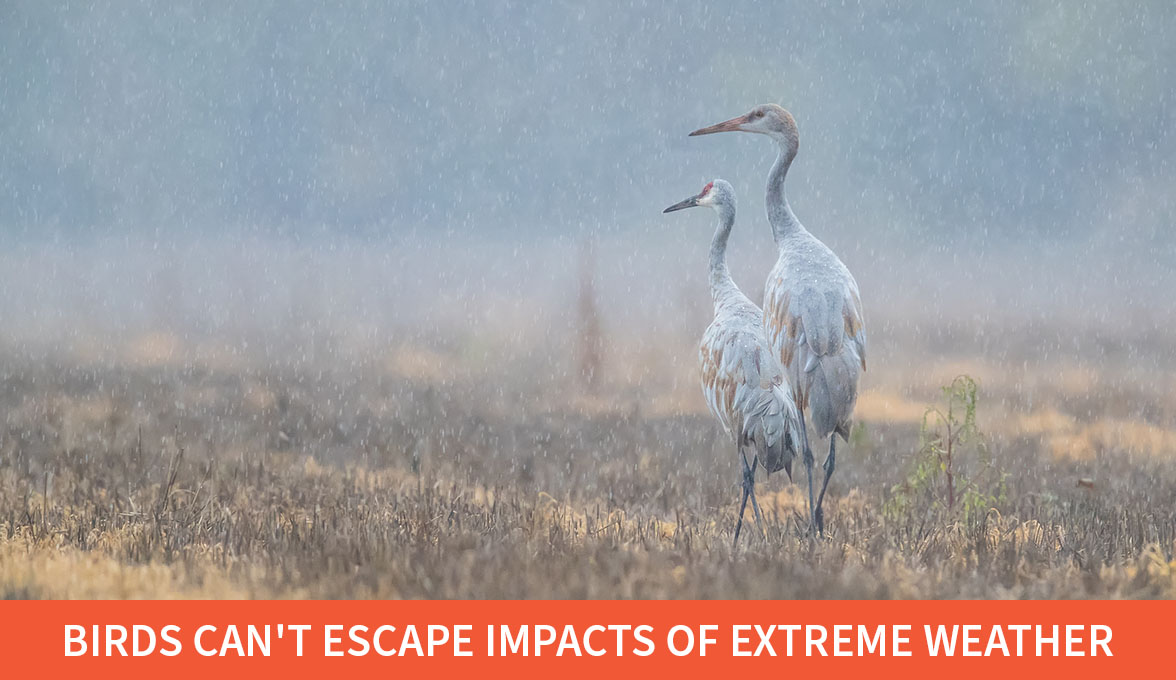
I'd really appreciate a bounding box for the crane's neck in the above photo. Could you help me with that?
[709,204,741,310]
[766,140,802,245]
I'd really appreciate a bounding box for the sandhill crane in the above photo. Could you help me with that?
[664,179,804,545]
[690,105,867,536]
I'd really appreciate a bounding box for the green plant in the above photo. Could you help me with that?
[885,375,1007,523]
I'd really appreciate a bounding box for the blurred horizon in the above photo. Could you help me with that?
[1,1,1174,374]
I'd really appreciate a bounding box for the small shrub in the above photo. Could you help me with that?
[885,375,1007,524]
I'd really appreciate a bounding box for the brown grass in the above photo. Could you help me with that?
[1,318,1175,599]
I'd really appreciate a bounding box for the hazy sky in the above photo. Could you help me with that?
[1,1,1172,246]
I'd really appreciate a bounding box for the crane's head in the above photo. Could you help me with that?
[689,104,799,153]
[663,179,735,214]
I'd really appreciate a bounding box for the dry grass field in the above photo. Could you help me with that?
[2,297,1175,599]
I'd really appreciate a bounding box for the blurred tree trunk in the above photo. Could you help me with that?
[576,237,603,393]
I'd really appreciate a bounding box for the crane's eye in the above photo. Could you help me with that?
[753,110,764,119]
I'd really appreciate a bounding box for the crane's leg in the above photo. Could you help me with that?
[732,451,751,548]
[799,414,817,537]
[733,451,767,547]
[746,454,767,540]
[814,437,837,536]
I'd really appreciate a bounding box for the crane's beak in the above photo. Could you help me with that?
[688,113,750,136]
[663,195,700,213]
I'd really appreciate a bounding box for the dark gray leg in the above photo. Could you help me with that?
[799,414,816,537]
[814,437,836,536]
[745,454,767,540]
[732,450,751,548]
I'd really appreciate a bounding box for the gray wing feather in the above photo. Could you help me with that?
[700,304,803,478]
[764,236,867,441]
[739,379,802,477]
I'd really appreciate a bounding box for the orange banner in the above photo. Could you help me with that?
[0,600,1168,678]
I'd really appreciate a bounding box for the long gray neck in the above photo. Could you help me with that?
[766,140,802,245]
[709,204,741,310]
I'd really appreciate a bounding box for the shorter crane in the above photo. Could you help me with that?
[664,180,804,545]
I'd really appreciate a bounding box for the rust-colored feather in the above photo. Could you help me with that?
[843,305,861,337]
[779,335,796,368]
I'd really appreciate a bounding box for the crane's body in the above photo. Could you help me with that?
[665,180,803,545]
[691,105,867,535]
[763,225,866,443]
[699,294,798,479]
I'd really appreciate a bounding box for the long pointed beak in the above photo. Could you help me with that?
[663,196,700,213]
[689,113,750,136]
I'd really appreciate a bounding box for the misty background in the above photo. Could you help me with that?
[1,1,1173,377]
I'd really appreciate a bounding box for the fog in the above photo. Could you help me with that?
[2,1,1174,369]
